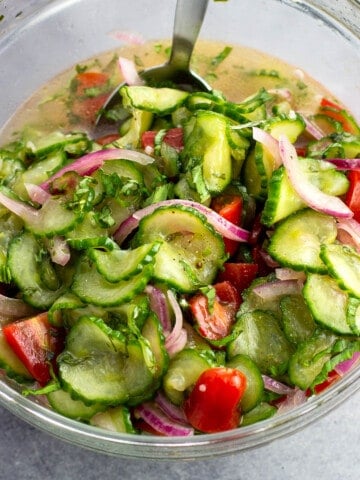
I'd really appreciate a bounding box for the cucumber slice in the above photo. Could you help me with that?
[27,198,79,237]
[66,211,116,250]
[288,329,337,389]
[320,243,360,298]
[71,255,153,307]
[25,130,90,158]
[262,158,349,226]
[241,402,277,426]
[8,232,65,309]
[135,205,226,292]
[303,273,354,335]
[163,349,215,405]
[227,354,264,412]
[142,313,169,379]
[346,296,360,335]
[120,85,189,115]
[267,209,337,273]
[228,310,293,376]
[89,242,160,283]
[90,405,136,433]
[280,295,316,345]
[58,316,155,405]
[47,387,104,420]
[242,147,267,200]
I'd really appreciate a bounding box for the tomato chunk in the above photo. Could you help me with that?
[189,281,240,341]
[2,312,64,385]
[184,367,247,433]
[141,127,184,151]
[216,262,258,294]
[345,170,360,222]
[211,195,243,256]
[320,97,360,135]
[71,71,110,123]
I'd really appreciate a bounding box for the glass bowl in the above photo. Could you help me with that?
[0,0,359,460]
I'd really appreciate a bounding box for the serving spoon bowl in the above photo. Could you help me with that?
[95,0,211,135]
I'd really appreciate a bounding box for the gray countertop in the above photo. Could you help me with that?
[1,389,359,480]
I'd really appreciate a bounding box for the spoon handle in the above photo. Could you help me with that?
[169,0,209,70]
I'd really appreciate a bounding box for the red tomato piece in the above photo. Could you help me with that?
[95,134,120,146]
[184,367,247,433]
[163,127,184,151]
[211,195,243,256]
[71,71,110,123]
[313,370,340,395]
[320,97,360,135]
[141,131,157,149]
[345,170,360,222]
[217,262,258,294]
[141,127,184,151]
[2,312,64,385]
[189,281,240,341]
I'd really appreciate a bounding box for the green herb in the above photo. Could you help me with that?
[211,46,232,67]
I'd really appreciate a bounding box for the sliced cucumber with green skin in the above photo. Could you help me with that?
[120,85,189,115]
[8,232,65,309]
[267,209,337,273]
[346,296,360,335]
[0,330,32,382]
[58,316,155,405]
[25,130,90,158]
[89,242,160,283]
[142,312,169,380]
[27,198,80,237]
[242,147,267,200]
[71,255,153,307]
[288,329,337,389]
[90,405,136,433]
[280,295,316,345]
[265,114,305,142]
[135,205,226,293]
[320,243,360,298]
[47,387,105,420]
[181,111,232,195]
[48,292,84,327]
[241,402,277,426]
[113,109,153,149]
[163,348,215,405]
[66,211,116,250]
[227,354,264,412]
[228,310,293,376]
[303,273,354,335]
[262,158,349,226]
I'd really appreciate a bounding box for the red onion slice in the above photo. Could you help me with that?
[276,388,308,414]
[0,191,40,224]
[114,199,250,245]
[279,134,353,218]
[118,57,145,86]
[325,158,360,171]
[155,392,188,424]
[337,218,360,252]
[24,183,51,205]
[275,268,306,282]
[253,127,282,169]
[262,375,294,395]
[46,236,71,266]
[0,293,37,321]
[135,402,194,436]
[302,116,325,140]
[40,148,154,191]
[145,285,172,334]
[164,290,188,357]
[334,351,360,376]
[252,279,302,300]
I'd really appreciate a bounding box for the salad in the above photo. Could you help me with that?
[0,50,359,437]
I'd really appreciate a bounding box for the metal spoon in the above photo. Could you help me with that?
[95,0,211,135]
